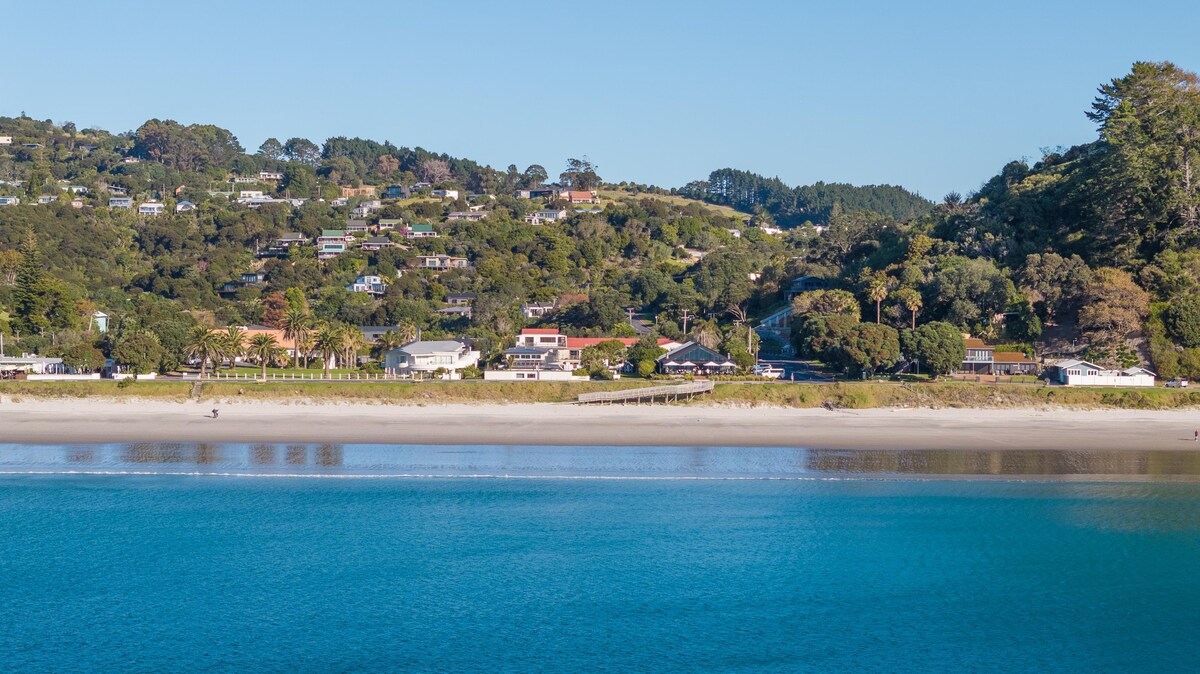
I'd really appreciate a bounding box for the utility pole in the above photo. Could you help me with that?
[626,307,635,331]
[680,309,692,336]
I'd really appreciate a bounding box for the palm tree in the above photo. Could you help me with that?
[281,307,312,367]
[297,333,315,369]
[339,323,366,371]
[313,323,343,379]
[184,326,226,378]
[222,326,246,368]
[247,333,282,379]
[895,288,923,330]
[867,276,888,324]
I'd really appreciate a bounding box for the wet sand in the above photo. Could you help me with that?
[2,399,1200,450]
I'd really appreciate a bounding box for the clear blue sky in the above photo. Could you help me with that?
[3,0,1198,199]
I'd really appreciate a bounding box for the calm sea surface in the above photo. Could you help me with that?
[2,444,1200,672]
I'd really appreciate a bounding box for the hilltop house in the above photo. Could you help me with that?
[402,223,439,239]
[376,218,401,231]
[346,274,388,296]
[0,136,11,145]
[340,186,377,198]
[382,185,410,199]
[432,189,459,200]
[276,232,308,247]
[0,196,20,206]
[175,200,197,212]
[317,230,350,260]
[445,292,476,307]
[656,342,737,376]
[413,255,469,271]
[258,171,284,181]
[1045,360,1156,387]
[786,276,827,300]
[138,202,165,216]
[514,187,557,199]
[523,209,568,225]
[446,211,486,222]
[959,338,1037,375]
[345,219,369,236]
[108,197,133,209]
[384,340,480,379]
[359,236,395,252]
[561,190,600,204]
[522,301,556,319]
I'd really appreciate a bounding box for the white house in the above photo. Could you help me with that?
[0,136,12,145]
[259,171,284,181]
[384,340,480,379]
[176,201,197,212]
[523,209,568,225]
[0,196,20,206]
[138,202,166,216]
[432,189,460,200]
[109,197,133,209]
[1045,359,1156,387]
[37,195,57,204]
[346,274,388,296]
[239,190,265,199]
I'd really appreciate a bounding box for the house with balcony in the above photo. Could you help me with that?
[786,276,828,300]
[524,209,568,225]
[959,338,1037,375]
[317,230,351,260]
[432,189,459,200]
[384,340,480,379]
[345,219,369,236]
[138,202,165,216]
[446,211,486,222]
[0,196,20,206]
[346,274,389,296]
[259,171,284,181]
[402,223,439,239]
[502,328,679,373]
[360,236,395,252]
[522,301,556,319]
[413,255,469,271]
[377,218,401,231]
[514,187,558,199]
[108,197,133,209]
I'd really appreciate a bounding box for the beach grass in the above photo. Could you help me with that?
[3,379,1200,409]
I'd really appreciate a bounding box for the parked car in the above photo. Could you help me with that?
[751,364,784,379]
[1165,378,1189,388]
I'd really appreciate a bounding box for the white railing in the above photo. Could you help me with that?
[577,381,715,404]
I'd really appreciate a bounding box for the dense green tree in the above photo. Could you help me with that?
[12,228,50,334]
[902,321,966,379]
[1166,294,1200,347]
[112,330,165,376]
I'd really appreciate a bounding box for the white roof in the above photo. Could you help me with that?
[394,340,468,355]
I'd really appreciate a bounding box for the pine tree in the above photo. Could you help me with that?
[12,228,50,334]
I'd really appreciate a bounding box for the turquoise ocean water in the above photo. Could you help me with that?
[2,443,1199,672]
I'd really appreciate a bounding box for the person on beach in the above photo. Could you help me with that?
[212,408,219,419]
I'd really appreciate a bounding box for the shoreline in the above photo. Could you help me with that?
[3,399,1200,451]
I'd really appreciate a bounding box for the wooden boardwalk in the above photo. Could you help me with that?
[576,381,715,404]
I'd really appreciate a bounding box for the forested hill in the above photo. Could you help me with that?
[678,168,934,225]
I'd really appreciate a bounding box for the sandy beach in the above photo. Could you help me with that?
[1,398,1198,450]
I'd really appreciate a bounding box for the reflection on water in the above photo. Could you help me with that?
[806,449,1200,478]
[8,443,1200,480]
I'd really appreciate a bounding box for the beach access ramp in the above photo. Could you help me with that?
[576,381,715,404]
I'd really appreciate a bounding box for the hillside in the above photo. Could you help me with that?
[3,61,1200,384]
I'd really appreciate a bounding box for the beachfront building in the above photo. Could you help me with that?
[656,342,737,376]
[383,340,480,379]
[501,328,679,374]
[1044,360,1157,387]
[959,338,1037,375]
